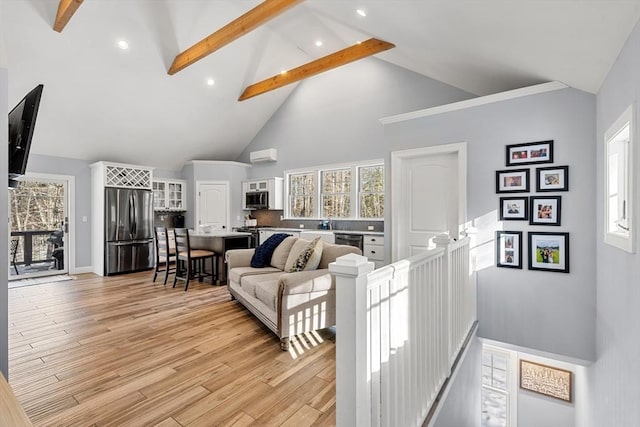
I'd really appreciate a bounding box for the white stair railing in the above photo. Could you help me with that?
[330,235,473,427]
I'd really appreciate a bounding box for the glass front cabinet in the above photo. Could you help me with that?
[152,179,186,211]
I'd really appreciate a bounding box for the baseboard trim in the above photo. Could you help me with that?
[72,266,93,274]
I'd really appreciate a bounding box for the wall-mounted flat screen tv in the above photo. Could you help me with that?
[9,84,43,188]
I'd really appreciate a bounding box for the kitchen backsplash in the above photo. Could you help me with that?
[250,210,384,232]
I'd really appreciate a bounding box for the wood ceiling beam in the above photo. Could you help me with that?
[53,0,84,33]
[168,0,303,75]
[238,38,395,101]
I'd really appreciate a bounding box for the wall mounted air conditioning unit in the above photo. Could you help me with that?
[250,148,277,163]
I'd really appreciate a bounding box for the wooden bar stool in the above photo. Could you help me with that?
[173,228,216,291]
[153,226,175,285]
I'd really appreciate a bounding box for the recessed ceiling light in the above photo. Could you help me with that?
[356,9,367,17]
[207,78,215,86]
[117,40,129,50]
[315,40,323,47]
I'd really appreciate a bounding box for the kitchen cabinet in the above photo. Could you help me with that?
[363,234,385,269]
[242,178,284,210]
[153,179,186,211]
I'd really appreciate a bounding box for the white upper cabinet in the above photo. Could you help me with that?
[153,179,187,211]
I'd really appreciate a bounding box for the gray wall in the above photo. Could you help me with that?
[591,19,640,427]
[433,335,481,427]
[27,154,93,269]
[1,65,9,378]
[181,161,250,230]
[385,88,596,361]
[238,55,596,361]
[237,57,473,177]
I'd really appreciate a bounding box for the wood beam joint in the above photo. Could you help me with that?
[53,0,84,33]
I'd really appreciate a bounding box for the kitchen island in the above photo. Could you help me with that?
[189,231,251,284]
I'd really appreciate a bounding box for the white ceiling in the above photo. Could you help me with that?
[3,0,640,171]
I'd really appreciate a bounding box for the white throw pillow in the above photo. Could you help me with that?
[284,237,323,272]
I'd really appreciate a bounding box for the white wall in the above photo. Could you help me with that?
[591,18,640,427]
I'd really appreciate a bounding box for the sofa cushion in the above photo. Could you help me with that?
[270,236,298,270]
[285,237,323,272]
[318,242,362,269]
[229,266,281,285]
[240,271,284,298]
[251,233,290,268]
[241,273,283,309]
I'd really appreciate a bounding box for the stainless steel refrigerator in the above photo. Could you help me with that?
[104,187,154,275]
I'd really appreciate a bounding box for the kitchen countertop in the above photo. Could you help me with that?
[258,227,384,236]
[190,231,251,238]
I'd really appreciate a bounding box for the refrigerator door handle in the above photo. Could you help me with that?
[128,194,135,239]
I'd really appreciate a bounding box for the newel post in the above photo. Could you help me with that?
[329,253,375,427]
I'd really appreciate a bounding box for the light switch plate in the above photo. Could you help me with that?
[367,225,374,231]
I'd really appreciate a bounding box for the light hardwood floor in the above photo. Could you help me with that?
[8,272,336,426]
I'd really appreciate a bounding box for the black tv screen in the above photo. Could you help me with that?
[8,84,43,181]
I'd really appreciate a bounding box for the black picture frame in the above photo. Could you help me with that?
[528,232,570,273]
[506,140,554,166]
[496,231,523,269]
[536,165,569,192]
[496,169,530,193]
[499,197,529,221]
[529,196,562,226]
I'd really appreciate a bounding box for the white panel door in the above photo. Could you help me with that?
[392,143,466,261]
[197,183,228,231]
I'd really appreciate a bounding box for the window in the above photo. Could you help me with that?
[482,347,515,427]
[359,165,384,218]
[285,160,384,220]
[321,169,351,218]
[289,172,316,218]
[604,104,635,253]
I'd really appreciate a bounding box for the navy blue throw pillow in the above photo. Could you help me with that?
[251,233,291,268]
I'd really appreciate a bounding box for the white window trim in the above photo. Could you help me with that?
[284,159,384,220]
[604,104,635,253]
[482,344,517,427]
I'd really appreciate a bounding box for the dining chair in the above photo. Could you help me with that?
[10,239,19,275]
[173,228,216,291]
[153,226,176,285]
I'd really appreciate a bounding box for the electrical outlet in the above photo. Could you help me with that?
[367,225,374,231]
[299,224,304,228]
[280,215,284,221]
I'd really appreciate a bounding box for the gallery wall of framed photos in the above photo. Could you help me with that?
[496,140,570,273]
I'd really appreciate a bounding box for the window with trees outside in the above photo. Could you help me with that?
[289,172,316,218]
[286,160,384,220]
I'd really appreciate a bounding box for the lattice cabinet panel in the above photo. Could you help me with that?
[104,165,152,189]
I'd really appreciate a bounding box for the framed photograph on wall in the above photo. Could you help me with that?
[496,169,530,193]
[506,140,554,166]
[520,359,572,402]
[499,197,529,221]
[496,231,523,269]
[536,165,569,192]
[529,196,561,226]
[528,232,569,273]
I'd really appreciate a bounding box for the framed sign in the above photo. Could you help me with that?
[499,197,528,221]
[496,169,530,193]
[529,196,561,226]
[536,166,569,192]
[496,231,522,269]
[528,232,569,273]
[520,359,572,402]
[506,140,554,166]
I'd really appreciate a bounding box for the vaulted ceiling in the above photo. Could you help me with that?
[3,1,640,171]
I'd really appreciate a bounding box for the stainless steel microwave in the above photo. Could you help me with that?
[245,191,269,209]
